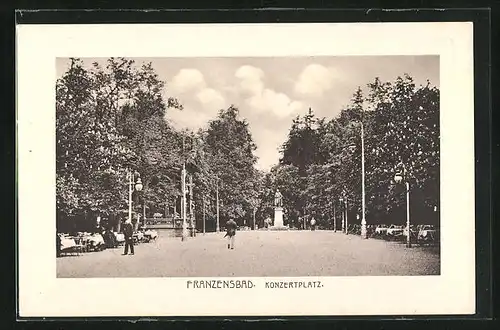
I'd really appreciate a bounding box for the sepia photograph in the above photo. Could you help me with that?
[55,56,441,278]
[17,22,475,317]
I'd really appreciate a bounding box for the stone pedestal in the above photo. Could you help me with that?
[274,207,284,227]
[269,207,288,231]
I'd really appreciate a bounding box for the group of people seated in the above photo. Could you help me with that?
[56,232,105,256]
[56,225,158,257]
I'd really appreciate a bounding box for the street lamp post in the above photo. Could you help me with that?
[128,171,143,224]
[181,163,188,241]
[333,202,336,232]
[252,207,256,230]
[394,162,411,248]
[216,179,220,233]
[188,174,195,237]
[340,190,348,234]
[337,110,367,237]
[360,121,367,239]
[202,196,206,235]
[345,195,348,235]
[142,203,146,230]
[339,196,344,233]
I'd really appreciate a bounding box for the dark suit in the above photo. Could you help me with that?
[123,222,135,255]
[56,234,61,257]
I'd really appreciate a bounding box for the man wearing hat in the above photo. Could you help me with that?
[122,219,135,255]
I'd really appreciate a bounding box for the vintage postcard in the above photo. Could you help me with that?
[17,22,475,317]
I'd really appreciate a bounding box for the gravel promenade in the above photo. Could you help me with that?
[57,230,440,278]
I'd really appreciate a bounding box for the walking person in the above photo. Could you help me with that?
[224,218,237,250]
[310,217,317,231]
[122,220,135,255]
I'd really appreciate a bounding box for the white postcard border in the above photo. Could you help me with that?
[17,22,475,317]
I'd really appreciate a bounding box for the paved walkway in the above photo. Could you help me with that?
[57,230,440,278]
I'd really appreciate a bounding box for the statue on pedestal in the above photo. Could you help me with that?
[273,189,285,228]
[274,189,283,208]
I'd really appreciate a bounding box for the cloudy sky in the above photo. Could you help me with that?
[56,56,439,171]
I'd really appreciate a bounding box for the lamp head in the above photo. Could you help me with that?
[394,173,403,183]
[135,177,143,191]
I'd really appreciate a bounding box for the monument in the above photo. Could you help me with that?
[274,189,284,227]
[270,189,288,230]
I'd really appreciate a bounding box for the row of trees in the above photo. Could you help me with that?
[57,58,439,233]
[56,58,261,232]
[256,75,440,229]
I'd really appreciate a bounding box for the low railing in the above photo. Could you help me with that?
[145,217,177,226]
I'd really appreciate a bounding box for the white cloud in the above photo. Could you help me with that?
[196,88,225,112]
[235,65,303,118]
[170,68,206,94]
[235,65,265,95]
[295,64,335,97]
[235,65,264,80]
[248,89,303,119]
[166,70,227,130]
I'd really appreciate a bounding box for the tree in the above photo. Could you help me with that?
[56,58,132,226]
[366,75,439,224]
[56,58,184,231]
[280,108,324,172]
[272,74,440,228]
[204,106,259,225]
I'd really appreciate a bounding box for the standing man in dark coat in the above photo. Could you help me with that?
[56,234,61,257]
[225,218,237,250]
[122,220,135,255]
